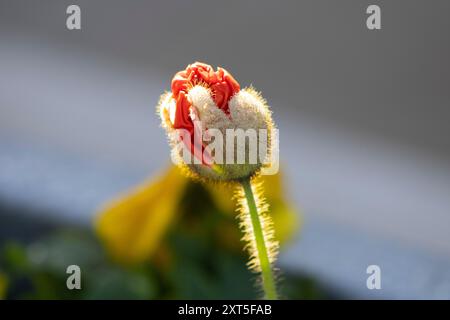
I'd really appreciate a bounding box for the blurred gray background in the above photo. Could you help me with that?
[1,0,450,298]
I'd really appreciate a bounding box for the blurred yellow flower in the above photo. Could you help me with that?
[96,166,187,264]
[0,272,7,299]
[96,165,300,264]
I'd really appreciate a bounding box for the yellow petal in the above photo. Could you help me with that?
[270,200,301,245]
[257,172,283,201]
[95,166,187,264]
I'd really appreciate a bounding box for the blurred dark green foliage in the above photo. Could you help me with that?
[1,229,324,299]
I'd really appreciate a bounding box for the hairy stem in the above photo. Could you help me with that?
[240,177,278,300]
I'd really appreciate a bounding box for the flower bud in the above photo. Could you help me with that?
[158,62,275,182]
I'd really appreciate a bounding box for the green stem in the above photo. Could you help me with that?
[240,177,278,300]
